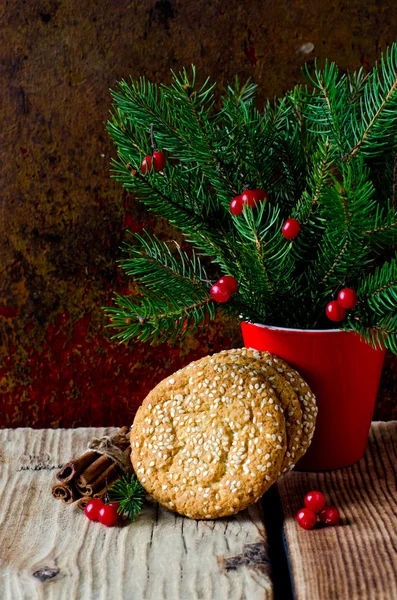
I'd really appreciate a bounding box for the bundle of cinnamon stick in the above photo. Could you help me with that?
[52,426,131,511]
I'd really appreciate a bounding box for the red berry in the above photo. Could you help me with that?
[326,301,346,322]
[217,276,239,294]
[210,283,231,303]
[84,498,104,522]
[318,505,340,526]
[252,188,268,202]
[241,189,266,208]
[282,218,301,240]
[296,507,317,530]
[338,288,358,310]
[304,491,326,513]
[153,151,166,172]
[141,156,152,174]
[98,503,119,527]
[230,195,244,215]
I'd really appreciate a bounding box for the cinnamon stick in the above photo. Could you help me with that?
[52,481,81,504]
[76,488,108,511]
[53,426,132,505]
[76,462,119,495]
[75,454,113,488]
[56,450,98,483]
[76,496,92,511]
[56,426,130,485]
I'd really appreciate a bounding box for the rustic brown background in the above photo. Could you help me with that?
[1,0,397,428]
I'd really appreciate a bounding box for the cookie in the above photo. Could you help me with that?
[260,353,317,462]
[191,348,303,472]
[131,356,287,519]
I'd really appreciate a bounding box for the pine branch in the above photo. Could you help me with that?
[106,53,397,352]
[119,232,211,296]
[108,474,146,521]
[346,43,397,158]
[105,292,217,345]
[359,259,397,314]
[303,157,374,296]
[301,60,352,154]
[347,314,397,353]
[363,201,397,248]
[167,67,234,195]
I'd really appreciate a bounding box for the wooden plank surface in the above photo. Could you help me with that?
[0,427,272,600]
[277,421,397,600]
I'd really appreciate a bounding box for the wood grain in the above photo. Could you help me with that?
[0,428,272,600]
[277,421,397,600]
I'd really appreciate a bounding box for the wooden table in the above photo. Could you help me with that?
[0,422,396,599]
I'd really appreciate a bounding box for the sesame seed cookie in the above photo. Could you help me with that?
[260,353,317,463]
[131,358,287,520]
[199,348,303,472]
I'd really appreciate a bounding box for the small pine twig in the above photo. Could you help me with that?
[107,474,146,521]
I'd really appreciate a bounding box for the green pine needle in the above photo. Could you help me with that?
[107,474,146,521]
[105,52,397,350]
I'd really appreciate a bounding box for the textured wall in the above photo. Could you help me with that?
[1,0,397,428]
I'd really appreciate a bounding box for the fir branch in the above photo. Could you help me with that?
[320,237,350,286]
[301,139,332,224]
[363,201,397,247]
[167,67,234,193]
[108,474,146,521]
[359,259,397,314]
[290,139,333,263]
[301,60,351,154]
[346,314,397,353]
[106,54,397,352]
[119,232,211,295]
[346,43,397,158]
[105,289,216,345]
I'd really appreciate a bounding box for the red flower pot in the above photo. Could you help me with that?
[241,322,385,470]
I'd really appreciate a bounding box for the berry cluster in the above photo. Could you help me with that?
[210,275,239,303]
[141,151,166,174]
[229,189,268,215]
[85,498,119,527]
[296,490,340,530]
[326,288,358,322]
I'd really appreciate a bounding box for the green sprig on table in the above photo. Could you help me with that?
[108,474,146,521]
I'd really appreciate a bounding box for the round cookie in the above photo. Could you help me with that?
[190,348,303,472]
[260,353,317,462]
[131,357,287,520]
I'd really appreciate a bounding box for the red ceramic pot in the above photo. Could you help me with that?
[241,322,386,470]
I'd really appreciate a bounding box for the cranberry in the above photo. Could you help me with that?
[230,195,244,215]
[210,283,231,303]
[98,503,119,527]
[304,491,326,513]
[84,498,104,522]
[296,507,317,530]
[153,151,166,171]
[141,156,152,174]
[282,218,301,240]
[241,190,259,208]
[326,301,346,322]
[337,288,358,309]
[318,505,340,526]
[217,276,239,294]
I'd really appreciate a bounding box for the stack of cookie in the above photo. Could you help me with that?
[130,348,317,520]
